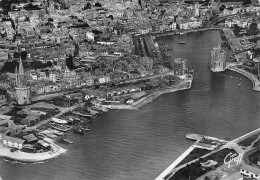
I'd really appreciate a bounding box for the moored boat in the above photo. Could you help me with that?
[52,117,68,124]
[50,123,69,132]
[178,41,186,44]
[57,138,74,144]
[50,129,64,136]
[81,125,91,131]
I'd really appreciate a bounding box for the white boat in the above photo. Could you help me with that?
[50,129,64,136]
[52,117,68,124]
[40,130,57,138]
[81,126,91,131]
[50,123,69,132]
[178,41,186,44]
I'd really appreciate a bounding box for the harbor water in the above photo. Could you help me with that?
[1,30,260,180]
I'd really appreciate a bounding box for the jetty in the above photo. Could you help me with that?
[186,133,228,143]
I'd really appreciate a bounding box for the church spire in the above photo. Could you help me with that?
[18,57,24,75]
[15,65,18,86]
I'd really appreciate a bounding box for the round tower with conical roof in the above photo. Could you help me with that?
[14,57,31,105]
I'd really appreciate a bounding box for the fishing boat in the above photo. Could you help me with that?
[50,123,69,132]
[50,129,64,136]
[178,41,186,44]
[58,138,74,144]
[40,130,57,138]
[51,117,68,124]
[81,125,91,131]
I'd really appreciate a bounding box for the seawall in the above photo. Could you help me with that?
[134,27,222,38]
[227,66,260,91]
[133,79,192,109]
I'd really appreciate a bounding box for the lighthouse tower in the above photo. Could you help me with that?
[15,57,31,105]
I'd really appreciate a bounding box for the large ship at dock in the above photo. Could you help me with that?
[209,45,226,72]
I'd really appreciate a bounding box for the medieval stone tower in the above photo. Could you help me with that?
[15,57,31,105]
[194,2,200,17]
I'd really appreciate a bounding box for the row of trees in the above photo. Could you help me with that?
[233,23,258,37]
[0,60,53,73]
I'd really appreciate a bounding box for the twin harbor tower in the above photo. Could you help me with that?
[209,45,226,72]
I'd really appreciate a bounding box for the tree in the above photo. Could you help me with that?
[66,54,74,69]
[20,51,27,61]
[243,0,251,6]
[219,5,226,11]
[1,60,19,73]
[94,2,102,7]
[85,2,91,9]
[13,52,20,58]
[46,61,53,67]
[233,24,241,37]
[247,22,258,36]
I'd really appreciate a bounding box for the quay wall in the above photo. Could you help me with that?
[104,79,192,110]
[104,104,137,110]
[227,66,260,91]
[135,27,222,38]
[133,80,192,109]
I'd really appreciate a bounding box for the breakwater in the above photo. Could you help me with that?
[228,66,260,91]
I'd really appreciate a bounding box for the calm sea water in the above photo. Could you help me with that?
[1,30,260,180]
